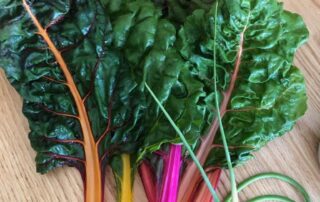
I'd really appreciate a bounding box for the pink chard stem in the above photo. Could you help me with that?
[160,144,183,202]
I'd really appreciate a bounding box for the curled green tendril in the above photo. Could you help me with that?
[224,172,310,202]
[248,195,294,202]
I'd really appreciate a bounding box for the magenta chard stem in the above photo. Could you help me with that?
[159,144,182,202]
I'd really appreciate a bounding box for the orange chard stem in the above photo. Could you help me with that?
[22,1,103,201]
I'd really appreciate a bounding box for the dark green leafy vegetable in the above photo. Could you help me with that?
[0,0,145,201]
[0,0,309,201]
[177,1,308,200]
[102,0,208,162]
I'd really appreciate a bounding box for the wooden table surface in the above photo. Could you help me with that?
[1,0,320,201]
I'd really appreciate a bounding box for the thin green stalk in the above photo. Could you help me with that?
[145,82,220,202]
[247,195,294,202]
[212,3,238,202]
[224,172,311,202]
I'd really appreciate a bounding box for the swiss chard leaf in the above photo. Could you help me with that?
[156,0,216,24]
[178,0,308,168]
[102,1,208,160]
[0,0,309,201]
[0,0,145,200]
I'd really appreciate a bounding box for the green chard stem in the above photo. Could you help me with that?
[247,195,294,202]
[224,172,311,202]
[212,2,239,202]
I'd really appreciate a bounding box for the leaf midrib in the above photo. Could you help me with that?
[178,11,251,201]
[22,1,102,201]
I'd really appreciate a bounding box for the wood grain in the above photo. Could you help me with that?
[0,0,319,201]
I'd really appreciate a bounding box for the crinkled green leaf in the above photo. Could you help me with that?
[101,1,208,161]
[178,0,308,167]
[0,0,309,201]
[155,0,216,24]
[0,0,144,175]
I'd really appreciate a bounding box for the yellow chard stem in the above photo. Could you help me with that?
[120,154,133,202]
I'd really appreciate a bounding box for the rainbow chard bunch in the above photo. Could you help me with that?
[0,0,309,202]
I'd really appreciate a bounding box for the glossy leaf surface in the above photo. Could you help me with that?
[178,0,308,167]
[0,0,144,182]
[0,0,309,201]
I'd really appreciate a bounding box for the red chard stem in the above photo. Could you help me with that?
[139,161,157,202]
[193,168,222,202]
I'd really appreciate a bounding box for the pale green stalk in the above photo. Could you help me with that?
[212,3,239,202]
[224,172,310,202]
[144,83,220,202]
[247,195,294,202]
